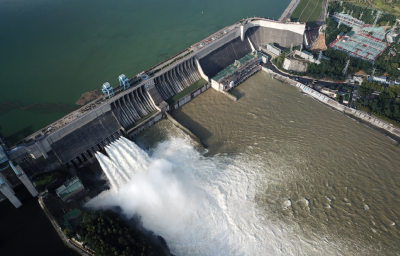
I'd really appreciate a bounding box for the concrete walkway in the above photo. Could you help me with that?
[279,0,301,21]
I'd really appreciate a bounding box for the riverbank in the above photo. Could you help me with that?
[279,0,301,21]
[38,197,91,256]
[262,67,400,139]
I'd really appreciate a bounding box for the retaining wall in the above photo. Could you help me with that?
[169,83,211,111]
[263,68,400,138]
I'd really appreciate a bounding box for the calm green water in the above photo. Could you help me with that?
[0,0,289,145]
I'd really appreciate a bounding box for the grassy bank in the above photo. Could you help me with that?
[291,0,324,23]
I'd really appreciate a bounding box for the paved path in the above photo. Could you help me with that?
[279,0,301,21]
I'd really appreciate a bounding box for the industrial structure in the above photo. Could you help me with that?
[329,30,388,63]
[332,12,365,30]
[1,18,305,207]
[0,145,38,208]
[56,176,85,202]
[119,74,130,90]
[102,82,115,98]
[211,51,266,91]
[329,13,389,63]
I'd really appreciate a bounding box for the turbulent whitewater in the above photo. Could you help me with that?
[87,136,345,255]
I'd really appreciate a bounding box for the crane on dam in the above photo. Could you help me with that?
[119,74,130,90]
[102,82,115,98]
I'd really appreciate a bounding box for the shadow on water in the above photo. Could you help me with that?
[229,88,246,100]
[2,125,35,146]
[0,185,79,256]
[170,109,213,147]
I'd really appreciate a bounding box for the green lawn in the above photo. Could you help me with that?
[33,169,69,192]
[166,79,207,105]
[291,0,324,23]
[371,0,400,16]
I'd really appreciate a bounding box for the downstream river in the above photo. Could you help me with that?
[131,72,400,255]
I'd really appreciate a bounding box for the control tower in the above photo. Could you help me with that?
[0,145,38,208]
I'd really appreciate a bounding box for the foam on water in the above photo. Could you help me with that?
[87,137,342,255]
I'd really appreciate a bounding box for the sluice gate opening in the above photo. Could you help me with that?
[111,85,158,128]
[154,57,202,101]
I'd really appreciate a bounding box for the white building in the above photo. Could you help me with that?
[266,43,282,56]
[321,88,338,98]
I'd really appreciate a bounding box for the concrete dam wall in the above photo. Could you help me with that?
[111,85,157,128]
[199,37,252,78]
[7,18,305,177]
[246,26,304,49]
[50,107,122,166]
[154,57,202,101]
[197,20,304,78]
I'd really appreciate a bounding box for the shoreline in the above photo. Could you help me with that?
[38,197,91,256]
[262,67,400,140]
[279,0,301,21]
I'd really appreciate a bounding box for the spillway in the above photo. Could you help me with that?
[154,57,202,100]
[111,85,157,128]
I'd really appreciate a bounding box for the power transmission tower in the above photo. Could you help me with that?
[372,11,382,27]
[342,59,350,75]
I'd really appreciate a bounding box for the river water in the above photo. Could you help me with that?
[87,72,400,255]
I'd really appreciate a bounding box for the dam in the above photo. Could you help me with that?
[0,18,305,206]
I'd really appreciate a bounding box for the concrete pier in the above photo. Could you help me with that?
[15,165,38,197]
[0,178,22,208]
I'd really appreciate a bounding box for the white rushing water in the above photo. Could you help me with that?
[87,136,342,256]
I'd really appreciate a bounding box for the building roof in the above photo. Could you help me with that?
[329,32,388,62]
[63,209,81,231]
[212,52,259,82]
[362,26,386,40]
[347,31,355,37]
[56,176,84,199]
[332,13,365,29]
[322,88,337,93]
[64,209,81,221]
